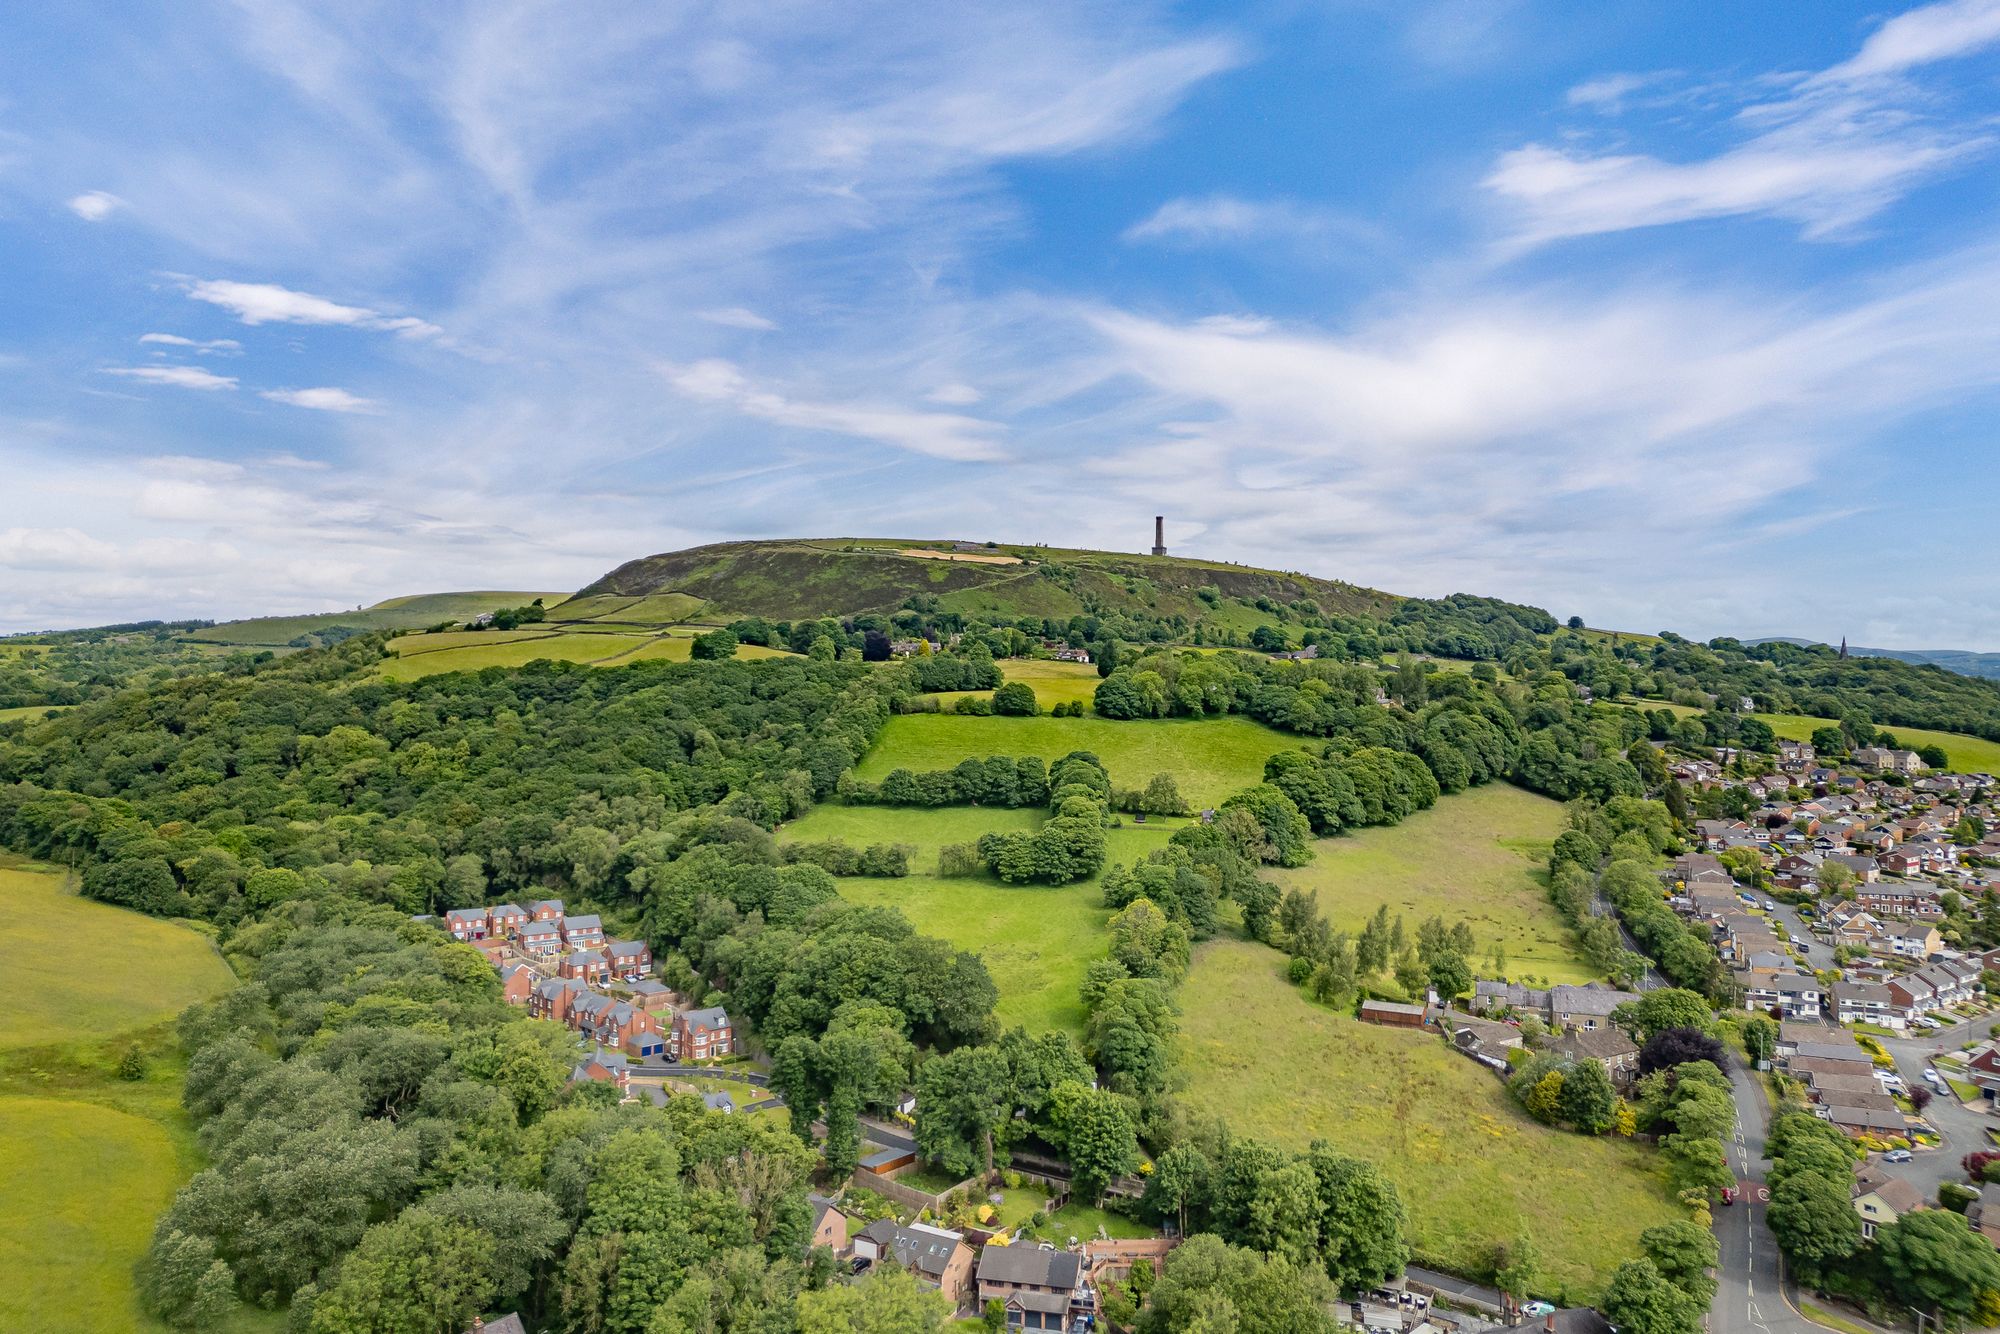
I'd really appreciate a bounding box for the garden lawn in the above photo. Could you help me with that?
[1177,938,1680,1302]
[784,805,1193,1035]
[0,857,235,1049]
[1266,783,1595,987]
[854,714,1299,810]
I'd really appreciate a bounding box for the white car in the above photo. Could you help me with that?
[1924,1068,1945,1086]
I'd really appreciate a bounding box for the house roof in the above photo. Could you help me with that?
[979,1244,1084,1289]
[1551,1027,1638,1063]
[563,913,602,931]
[467,1316,527,1334]
[858,1220,963,1279]
[1547,984,1638,1016]
[681,1005,729,1029]
[1860,1178,1926,1215]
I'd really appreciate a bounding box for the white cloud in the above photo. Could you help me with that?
[662,358,1007,462]
[1489,5,1998,249]
[1815,0,2000,83]
[925,382,983,406]
[139,333,242,354]
[184,279,441,337]
[102,365,239,391]
[1125,195,1313,244]
[260,386,383,414]
[67,191,125,222]
[0,527,119,570]
[698,307,778,331]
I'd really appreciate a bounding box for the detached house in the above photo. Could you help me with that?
[854,1222,975,1308]
[1880,921,1942,960]
[561,914,605,949]
[445,907,490,941]
[519,919,562,957]
[501,964,537,1006]
[529,899,565,922]
[673,1006,734,1061]
[569,1048,631,1096]
[560,949,611,986]
[1832,981,1908,1030]
[605,939,652,981]
[977,1245,1091,1331]
[488,903,528,937]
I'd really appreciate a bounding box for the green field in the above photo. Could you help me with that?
[0,857,264,1334]
[1177,938,1680,1301]
[854,714,1299,810]
[380,626,794,679]
[0,704,72,725]
[0,857,236,1049]
[783,804,1194,1034]
[922,658,1105,711]
[1634,701,2000,774]
[187,590,567,646]
[1267,783,1593,987]
[549,592,710,625]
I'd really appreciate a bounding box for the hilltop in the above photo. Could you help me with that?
[574,536,1397,626]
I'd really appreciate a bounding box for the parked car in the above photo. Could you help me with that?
[1884,1149,1913,1164]
[1523,1303,1556,1318]
[1763,900,1778,913]
[1924,1068,1945,1086]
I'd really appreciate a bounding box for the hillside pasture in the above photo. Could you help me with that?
[920,658,1104,711]
[376,630,658,680]
[782,803,1193,1034]
[1177,938,1680,1301]
[1266,783,1593,986]
[1631,701,2000,774]
[0,857,235,1049]
[855,714,1299,810]
[187,590,565,646]
[549,592,710,626]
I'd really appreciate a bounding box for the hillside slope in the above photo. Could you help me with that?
[575,537,1395,624]
[187,591,567,647]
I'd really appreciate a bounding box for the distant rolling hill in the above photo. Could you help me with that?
[1748,637,2000,680]
[574,537,1396,625]
[188,591,567,648]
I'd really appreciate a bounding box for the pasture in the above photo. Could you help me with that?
[547,592,710,626]
[922,658,1104,711]
[187,590,565,646]
[1633,701,2000,774]
[0,704,72,725]
[1266,783,1593,986]
[1177,938,1681,1302]
[0,857,235,1049]
[782,804,1193,1034]
[853,714,1300,810]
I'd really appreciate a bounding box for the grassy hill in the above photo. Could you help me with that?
[574,537,1395,625]
[188,591,568,648]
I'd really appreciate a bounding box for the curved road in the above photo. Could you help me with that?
[1713,1051,1820,1334]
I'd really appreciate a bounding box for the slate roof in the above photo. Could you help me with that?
[978,1244,1084,1290]
[858,1220,963,1280]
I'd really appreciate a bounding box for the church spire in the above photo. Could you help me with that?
[1839,636,1848,659]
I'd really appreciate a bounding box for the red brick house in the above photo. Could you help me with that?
[488,903,528,937]
[561,914,605,950]
[501,965,536,1006]
[529,899,565,922]
[560,949,611,986]
[606,939,652,980]
[569,1048,631,1095]
[518,920,562,957]
[445,907,490,941]
[529,976,587,1024]
[673,1006,734,1060]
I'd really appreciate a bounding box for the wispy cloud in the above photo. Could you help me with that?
[1565,72,1662,111]
[1123,195,1365,247]
[67,191,125,222]
[102,365,238,391]
[260,386,381,414]
[1488,0,1998,249]
[140,333,241,354]
[662,358,1007,462]
[698,307,778,331]
[184,279,440,337]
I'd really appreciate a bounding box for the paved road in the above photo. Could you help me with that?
[1874,1032,1992,1201]
[1766,903,1831,971]
[1713,1051,1818,1334]
[861,1117,917,1153]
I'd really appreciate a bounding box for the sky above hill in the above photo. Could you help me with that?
[3,1,1999,644]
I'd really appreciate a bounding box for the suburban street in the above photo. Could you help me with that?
[1712,1051,1818,1334]
[1876,1030,1992,1201]
[1767,903,1831,971]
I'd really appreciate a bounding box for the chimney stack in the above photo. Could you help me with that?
[1545,1315,1557,1334]
[1151,515,1167,557]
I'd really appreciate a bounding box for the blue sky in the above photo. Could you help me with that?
[4,1,2000,645]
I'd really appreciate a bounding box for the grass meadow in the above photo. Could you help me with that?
[0,857,236,1048]
[379,627,795,679]
[1177,937,1681,1302]
[781,804,1195,1034]
[0,704,72,725]
[187,591,564,647]
[0,856,268,1334]
[921,659,1105,711]
[1267,783,1594,986]
[853,713,1300,810]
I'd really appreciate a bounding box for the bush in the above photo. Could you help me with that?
[690,629,738,660]
[992,682,1038,716]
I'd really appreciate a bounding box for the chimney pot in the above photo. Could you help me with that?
[1545,1315,1556,1334]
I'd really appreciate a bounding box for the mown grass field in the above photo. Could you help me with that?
[1177,938,1681,1302]
[0,857,236,1049]
[1266,783,1593,987]
[0,857,268,1334]
[854,714,1299,810]
[921,658,1104,711]
[379,627,793,679]
[783,804,1193,1034]
[187,590,566,646]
